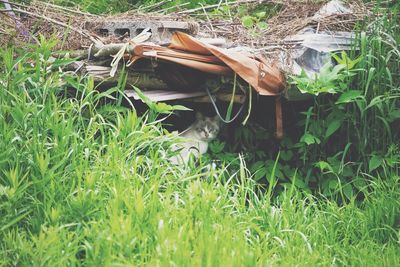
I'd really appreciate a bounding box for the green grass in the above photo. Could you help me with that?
[0,39,399,266]
[1,0,400,266]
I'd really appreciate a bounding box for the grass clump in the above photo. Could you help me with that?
[0,37,399,266]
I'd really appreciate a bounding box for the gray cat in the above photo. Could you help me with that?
[170,113,220,165]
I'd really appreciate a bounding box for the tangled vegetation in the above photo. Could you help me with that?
[0,0,399,266]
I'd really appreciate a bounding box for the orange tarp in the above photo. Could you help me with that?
[130,32,285,96]
[132,44,232,75]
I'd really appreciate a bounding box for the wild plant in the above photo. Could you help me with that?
[287,14,400,199]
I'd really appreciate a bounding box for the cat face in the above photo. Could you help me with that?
[193,113,220,141]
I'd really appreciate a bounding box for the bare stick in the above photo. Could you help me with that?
[176,0,271,15]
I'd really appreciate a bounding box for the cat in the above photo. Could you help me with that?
[170,113,221,165]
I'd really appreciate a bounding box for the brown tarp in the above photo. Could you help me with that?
[130,32,285,96]
[129,32,285,138]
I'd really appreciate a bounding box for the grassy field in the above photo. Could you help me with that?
[0,38,399,267]
[1,0,400,266]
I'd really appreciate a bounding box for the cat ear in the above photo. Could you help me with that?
[196,112,204,120]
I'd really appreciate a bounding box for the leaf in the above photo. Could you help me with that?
[174,105,192,111]
[388,109,400,122]
[225,73,237,121]
[256,21,268,30]
[341,165,354,177]
[133,86,155,109]
[153,102,171,113]
[343,184,354,199]
[320,64,346,83]
[209,141,225,154]
[353,177,367,191]
[241,16,254,28]
[316,161,334,173]
[1,211,31,231]
[280,150,293,161]
[95,86,119,101]
[154,103,191,114]
[364,95,385,111]
[64,76,81,90]
[301,133,314,145]
[368,155,383,172]
[133,87,191,114]
[293,178,307,189]
[328,178,339,190]
[86,77,94,92]
[336,90,363,104]
[52,57,79,68]
[250,161,265,173]
[250,161,267,181]
[301,133,320,145]
[332,51,363,70]
[325,119,343,138]
[255,11,266,18]
[290,62,345,96]
[254,167,267,181]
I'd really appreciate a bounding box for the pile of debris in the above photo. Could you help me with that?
[0,0,371,135]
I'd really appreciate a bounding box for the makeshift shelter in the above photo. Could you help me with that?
[0,0,370,137]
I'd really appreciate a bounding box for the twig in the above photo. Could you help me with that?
[160,2,190,14]
[0,0,29,10]
[210,22,241,26]
[0,7,101,45]
[190,13,231,17]
[217,0,224,9]
[138,0,171,11]
[36,0,100,17]
[200,3,216,38]
[225,0,234,22]
[177,0,271,15]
